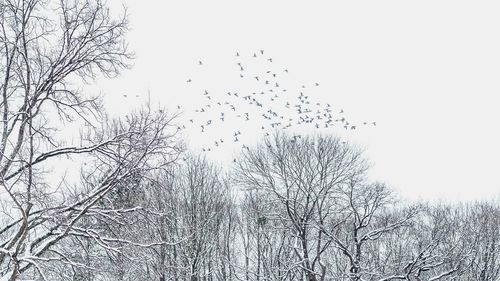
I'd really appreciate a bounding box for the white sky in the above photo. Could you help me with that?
[93,0,500,202]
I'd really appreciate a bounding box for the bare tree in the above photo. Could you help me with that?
[234,133,368,281]
[465,202,500,280]
[236,190,297,281]
[0,0,185,279]
[0,105,182,280]
[131,155,232,281]
[324,182,419,280]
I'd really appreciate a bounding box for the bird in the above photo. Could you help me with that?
[187,79,192,83]
[199,61,203,65]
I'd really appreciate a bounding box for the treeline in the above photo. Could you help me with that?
[40,134,500,281]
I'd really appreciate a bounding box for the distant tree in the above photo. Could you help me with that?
[234,133,368,281]
[326,182,419,280]
[237,190,297,281]
[465,202,500,280]
[132,155,232,281]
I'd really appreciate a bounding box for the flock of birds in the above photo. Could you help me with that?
[126,50,376,155]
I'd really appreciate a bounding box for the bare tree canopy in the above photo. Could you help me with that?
[0,1,183,280]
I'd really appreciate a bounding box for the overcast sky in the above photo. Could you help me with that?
[94,1,500,202]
